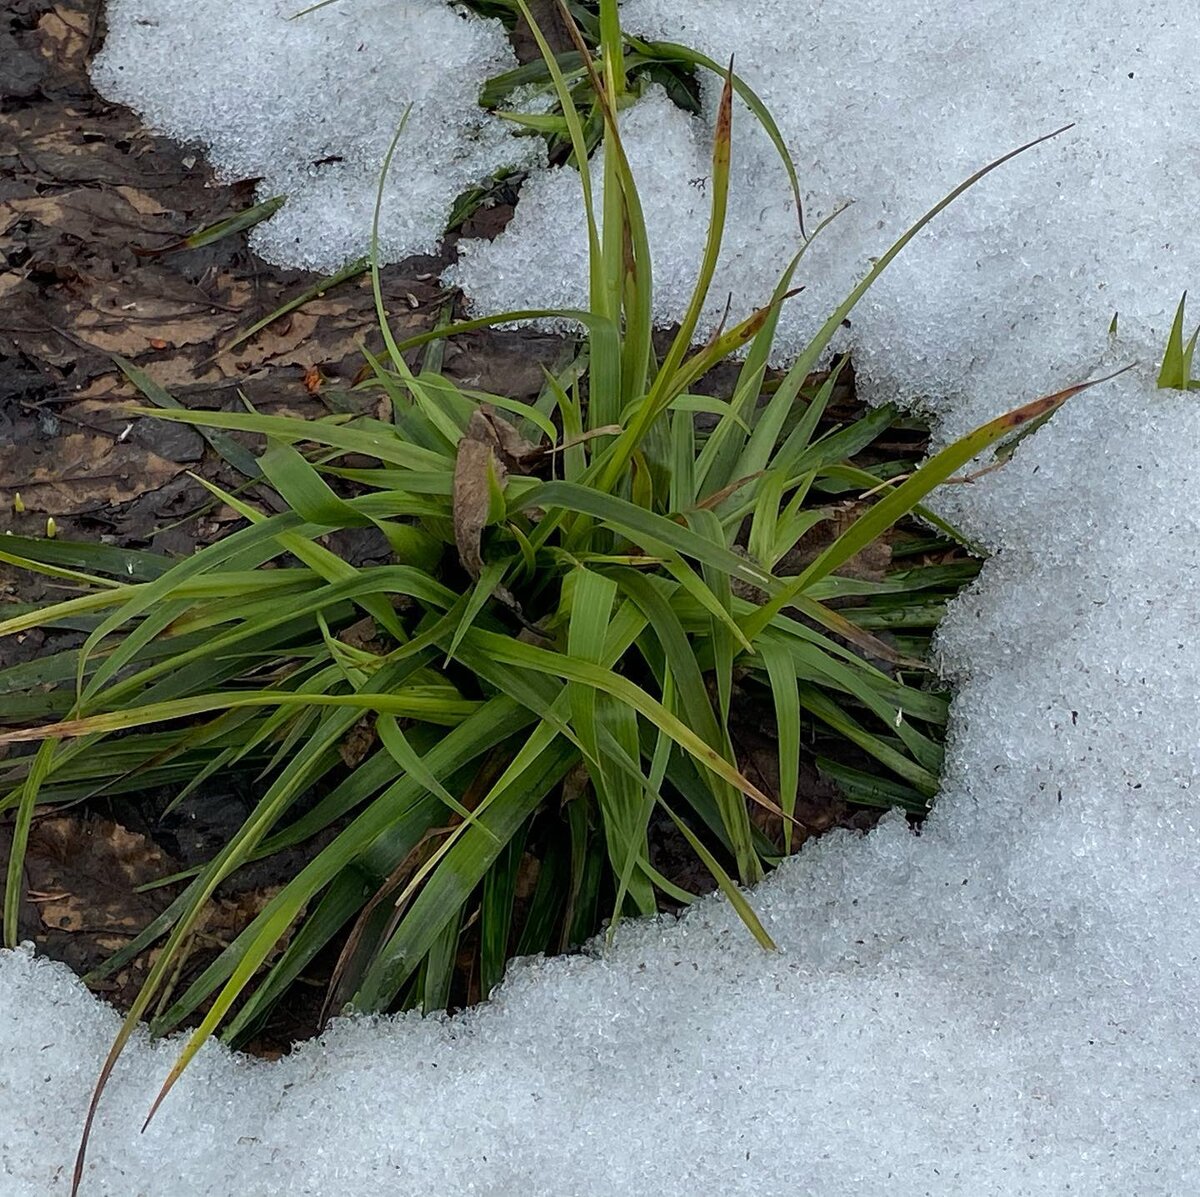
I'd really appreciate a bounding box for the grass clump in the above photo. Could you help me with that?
[0,3,1106,1188]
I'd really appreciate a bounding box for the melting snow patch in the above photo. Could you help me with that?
[91,0,541,271]
[454,0,1200,431]
[4,367,1200,1195]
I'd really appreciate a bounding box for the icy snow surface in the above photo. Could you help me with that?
[4,1,1198,1193]
[91,0,541,270]
[454,0,1200,432]
[6,402,1200,1196]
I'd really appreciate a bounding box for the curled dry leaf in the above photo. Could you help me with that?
[452,406,544,579]
[483,410,544,472]
[453,431,503,579]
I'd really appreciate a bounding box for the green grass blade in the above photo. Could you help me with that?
[2,741,56,946]
[113,356,262,480]
[480,828,528,997]
[627,36,805,234]
[657,795,775,950]
[350,737,577,1010]
[759,640,801,853]
[742,373,1129,640]
[653,62,735,401]
[1157,292,1199,391]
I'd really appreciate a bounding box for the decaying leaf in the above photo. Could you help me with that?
[114,186,172,217]
[484,410,544,472]
[36,7,91,76]
[781,501,892,581]
[9,813,289,1015]
[339,715,377,768]
[22,816,174,938]
[735,500,894,602]
[452,407,544,579]
[0,430,184,515]
[453,431,504,579]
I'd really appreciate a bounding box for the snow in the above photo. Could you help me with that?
[454,0,1200,436]
[7,433,1200,1192]
[4,0,1196,1193]
[90,0,542,271]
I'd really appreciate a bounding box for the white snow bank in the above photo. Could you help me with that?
[454,0,1200,433]
[3,367,1200,1194]
[91,0,542,270]
[5,1,1196,1193]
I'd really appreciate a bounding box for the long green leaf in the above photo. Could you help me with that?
[742,373,1129,639]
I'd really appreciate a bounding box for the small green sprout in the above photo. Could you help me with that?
[1157,292,1200,391]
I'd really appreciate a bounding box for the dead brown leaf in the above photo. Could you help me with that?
[486,411,543,471]
[452,406,548,580]
[777,501,893,582]
[339,716,377,769]
[114,186,172,217]
[12,813,290,1013]
[1,190,179,242]
[36,7,91,75]
[23,816,174,937]
[70,296,228,355]
[0,430,184,514]
[453,411,505,580]
[194,884,282,944]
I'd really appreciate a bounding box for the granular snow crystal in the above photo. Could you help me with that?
[91,0,543,271]
[3,2,1196,1194]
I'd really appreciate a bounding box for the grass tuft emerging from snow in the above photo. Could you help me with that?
[5,391,1200,1190]
[4,1,1194,1193]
